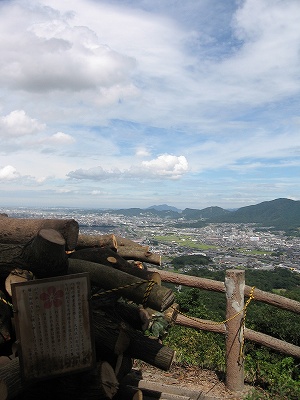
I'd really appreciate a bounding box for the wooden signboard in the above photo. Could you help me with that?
[12,273,95,382]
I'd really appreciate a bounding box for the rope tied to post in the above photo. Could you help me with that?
[169,286,256,328]
[91,279,157,308]
[238,286,255,364]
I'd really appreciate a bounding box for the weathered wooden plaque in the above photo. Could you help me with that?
[12,273,95,381]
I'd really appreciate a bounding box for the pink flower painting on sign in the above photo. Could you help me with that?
[40,286,64,309]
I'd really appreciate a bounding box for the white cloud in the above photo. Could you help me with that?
[141,154,189,179]
[0,164,50,185]
[0,2,136,95]
[0,110,45,137]
[213,0,300,102]
[135,147,151,157]
[0,165,20,180]
[91,190,105,195]
[68,166,122,180]
[47,132,75,145]
[67,154,189,181]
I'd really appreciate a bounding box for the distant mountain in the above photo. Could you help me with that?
[211,198,300,228]
[108,198,300,230]
[147,204,181,212]
[182,206,231,220]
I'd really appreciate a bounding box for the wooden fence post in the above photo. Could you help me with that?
[225,269,245,394]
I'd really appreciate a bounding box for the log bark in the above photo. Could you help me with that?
[114,355,133,381]
[125,335,175,371]
[117,248,161,266]
[244,286,300,314]
[0,218,79,251]
[115,236,149,251]
[48,361,118,399]
[70,247,161,284]
[0,380,7,400]
[0,357,23,400]
[93,310,131,358]
[244,328,300,359]
[21,229,68,278]
[225,270,244,393]
[0,244,26,281]
[150,269,225,292]
[175,313,226,334]
[145,304,179,325]
[76,234,118,251]
[115,302,150,331]
[114,384,143,400]
[2,359,118,400]
[92,311,175,370]
[68,259,174,311]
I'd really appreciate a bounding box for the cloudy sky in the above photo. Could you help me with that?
[1,0,300,210]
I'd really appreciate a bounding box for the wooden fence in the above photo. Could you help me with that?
[151,268,300,395]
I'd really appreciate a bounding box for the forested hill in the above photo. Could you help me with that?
[210,198,300,229]
[181,206,230,219]
[110,198,300,230]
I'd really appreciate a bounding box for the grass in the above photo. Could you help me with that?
[236,248,273,256]
[154,234,217,250]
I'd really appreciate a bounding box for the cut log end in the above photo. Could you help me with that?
[39,228,66,246]
[5,268,34,297]
[98,361,119,399]
[22,228,68,278]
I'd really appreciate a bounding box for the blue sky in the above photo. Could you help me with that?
[1,0,300,210]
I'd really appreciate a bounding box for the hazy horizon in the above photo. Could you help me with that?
[0,197,295,213]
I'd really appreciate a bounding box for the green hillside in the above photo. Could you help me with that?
[212,198,300,228]
[181,206,231,220]
[109,198,300,231]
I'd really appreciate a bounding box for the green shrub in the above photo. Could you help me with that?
[244,349,300,399]
[163,325,225,370]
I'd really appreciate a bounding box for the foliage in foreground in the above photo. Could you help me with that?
[244,349,300,400]
[161,270,300,400]
[164,325,225,370]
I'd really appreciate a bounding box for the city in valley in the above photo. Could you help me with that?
[2,206,300,274]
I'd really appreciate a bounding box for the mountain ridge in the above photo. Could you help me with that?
[110,198,300,230]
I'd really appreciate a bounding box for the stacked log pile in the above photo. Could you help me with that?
[0,216,179,400]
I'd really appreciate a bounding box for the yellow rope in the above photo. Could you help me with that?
[171,286,255,326]
[170,286,255,363]
[238,286,255,364]
[2,279,157,311]
[91,279,157,308]
[142,280,156,307]
[0,297,15,311]
[91,280,147,296]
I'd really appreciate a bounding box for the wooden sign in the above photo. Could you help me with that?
[12,273,95,382]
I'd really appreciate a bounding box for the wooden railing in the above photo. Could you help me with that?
[151,268,300,395]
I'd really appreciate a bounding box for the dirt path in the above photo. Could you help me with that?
[133,361,251,399]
